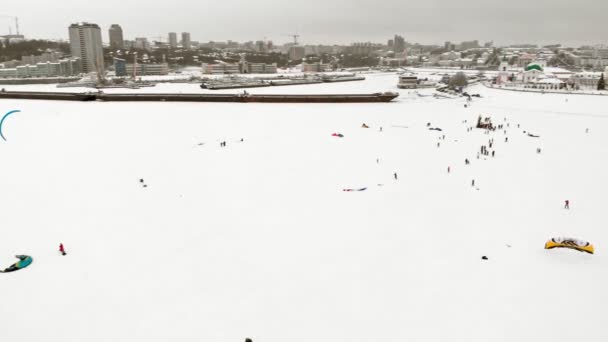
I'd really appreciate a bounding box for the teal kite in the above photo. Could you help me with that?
[0,110,21,141]
[0,255,33,273]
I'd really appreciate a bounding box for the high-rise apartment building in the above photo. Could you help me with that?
[109,24,124,50]
[181,32,191,49]
[168,32,178,48]
[394,35,405,53]
[68,22,104,74]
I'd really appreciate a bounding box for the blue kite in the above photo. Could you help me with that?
[0,110,21,141]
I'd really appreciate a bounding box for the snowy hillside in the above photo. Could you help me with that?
[0,75,607,342]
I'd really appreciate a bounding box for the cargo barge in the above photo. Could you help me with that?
[0,90,399,103]
[322,76,366,83]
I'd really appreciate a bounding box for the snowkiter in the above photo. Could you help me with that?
[565,200,570,209]
[59,243,66,256]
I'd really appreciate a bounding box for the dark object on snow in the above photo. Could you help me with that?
[428,127,442,131]
[143,184,148,188]
[245,339,253,342]
[476,115,495,130]
[59,243,66,256]
[481,256,488,260]
[527,133,540,138]
[343,187,367,192]
[139,179,144,183]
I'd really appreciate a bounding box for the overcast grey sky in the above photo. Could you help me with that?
[2,0,606,46]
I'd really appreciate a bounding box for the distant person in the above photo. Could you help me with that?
[447,166,451,173]
[394,172,398,180]
[472,179,475,187]
[564,200,570,209]
[59,243,66,256]
[465,158,470,165]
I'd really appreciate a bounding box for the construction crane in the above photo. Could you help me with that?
[0,15,20,35]
[286,34,300,45]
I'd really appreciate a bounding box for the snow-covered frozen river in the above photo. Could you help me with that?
[1,74,607,342]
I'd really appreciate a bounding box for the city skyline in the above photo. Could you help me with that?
[1,0,606,46]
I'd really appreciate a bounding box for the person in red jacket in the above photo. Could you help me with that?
[59,243,66,256]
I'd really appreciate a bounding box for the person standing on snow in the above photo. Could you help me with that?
[59,243,66,256]
[394,172,398,180]
[564,200,570,209]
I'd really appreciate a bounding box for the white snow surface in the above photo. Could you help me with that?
[1,73,607,342]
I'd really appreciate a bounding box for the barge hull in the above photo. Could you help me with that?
[0,91,398,103]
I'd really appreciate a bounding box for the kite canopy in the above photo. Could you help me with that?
[0,109,20,141]
[545,237,594,254]
[1,255,33,273]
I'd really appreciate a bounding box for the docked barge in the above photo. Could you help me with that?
[0,91,399,103]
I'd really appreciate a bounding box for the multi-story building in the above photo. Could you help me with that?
[288,46,305,60]
[394,35,405,53]
[21,51,61,65]
[125,63,169,76]
[109,24,124,50]
[134,38,151,51]
[201,63,240,74]
[201,61,277,74]
[301,62,331,73]
[347,42,381,56]
[243,62,277,74]
[69,22,104,74]
[459,40,480,50]
[0,58,81,78]
[168,32,178,49]
[255,40,266,52]
[181,32,191,49]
